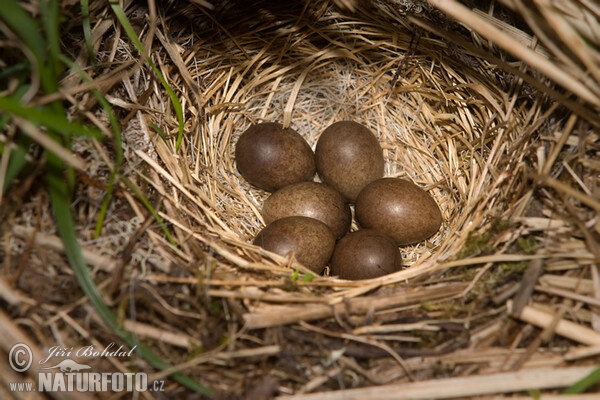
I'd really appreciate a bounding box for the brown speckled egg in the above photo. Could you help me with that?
[315,121,384,201]
[262,182,351,238]
[253,216,335,273]
[355,178,442,245]
[235,122,315,192]
[330,230,402,280]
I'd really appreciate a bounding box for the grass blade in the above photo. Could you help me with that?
[47,150,209,395]
[108,0,185,150]
[1,138,29,194]
[0,96,102,139]
[0,0,55,96]
[3,0,207,395]
[0,0,45,62]
[118,174,178,246]
[57,55,175,245]
[58,54,123,239]
[1,86,32,193]
[80,0,95,65]
[40,0,62,81]
[562,365,600,394]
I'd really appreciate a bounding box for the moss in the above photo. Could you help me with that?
[413,329,446,348]
[186,344,206,360]
[207,298,223,316]
[420,300,461,318]
[456,230,496,259]
[282,277,300,292]
[518,236,539,254]
[217,334,230,346]
[456,217,511,259]
[499,261,529,274]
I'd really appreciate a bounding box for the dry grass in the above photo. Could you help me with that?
[1,0,599,398]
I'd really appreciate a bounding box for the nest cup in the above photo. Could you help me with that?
[186,4,532,278]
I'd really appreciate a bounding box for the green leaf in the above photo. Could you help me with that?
[2,136,29,193]
[0,0,45,62]
[2,82,36,193]
[300,273,315,282]
[80,0,95,65]
[0,0,54,96]
[58,54,123,239]
[118,174,178,247]
[0,96,102,139]
[150,122,167,142]
[290,270,299,281]
[47,151,209,395]
[0,63,29,84]
[0,114,10,129]
[40,0,62,81]
[152,64,185,151]
[562,365,600,394]
[3,1,205,393]
[109,0,185,151]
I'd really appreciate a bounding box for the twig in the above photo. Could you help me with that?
[511,258,544,315]
[243,283,467,329]
[508,300,600,345]
[276,366,597,399]
[123,320,200,349]
[11,225,118,272]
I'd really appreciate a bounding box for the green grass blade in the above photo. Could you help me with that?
[150,122,167,142]
[40,0,62,81]
[151,63,185,150]
[0,96,102,139]
[0,0,55,96]
[108,0,185,151]
[80,0,95,65]
[117,174,178,246]
[47,150,209,395]
[2,138,29,193]
[562,365,600,394]
[0,0,45,62]
[4,0,203,393]
[58,56,175,245]
[107,0,144,54]
[58,54,123,239]
[0,63,29,83]
[94,172,116,238]
[1,87,32,193]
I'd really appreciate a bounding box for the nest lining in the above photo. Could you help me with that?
[181,8,541,276]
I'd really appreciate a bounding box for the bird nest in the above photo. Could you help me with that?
[2,0,600,398]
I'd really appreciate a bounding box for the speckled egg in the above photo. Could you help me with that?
[235,122,315,192]
[262,182,351,238]
[315,121,384,201]
[253,216,335,273]
[330,229,402,280]
[355,178,442,245]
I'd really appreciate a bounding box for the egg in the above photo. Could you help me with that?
[262,182,351,238]
[235,122,315,192]
[315,121,384,201]
[355,178,442,245]
[330,229,402,280]
[253,216,335,273]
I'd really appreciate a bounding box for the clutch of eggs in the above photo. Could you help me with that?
[236,120,442,279]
